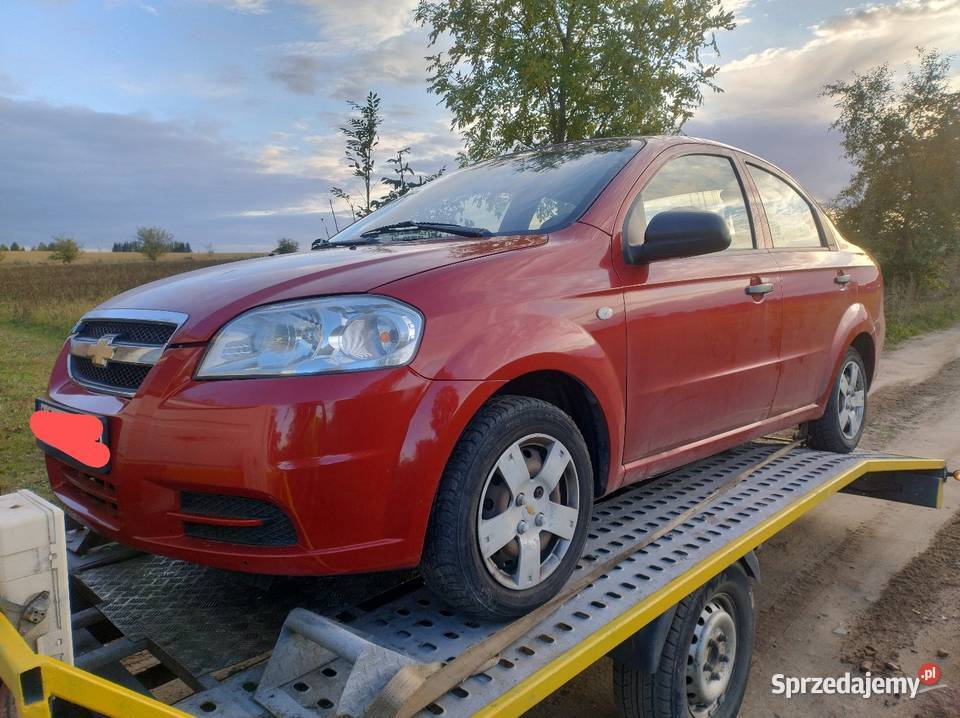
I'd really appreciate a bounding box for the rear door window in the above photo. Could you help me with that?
[747,165,824,248]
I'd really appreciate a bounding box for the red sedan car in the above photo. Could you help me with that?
[40,136,880,619]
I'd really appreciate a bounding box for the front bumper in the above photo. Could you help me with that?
[43,343,498,575]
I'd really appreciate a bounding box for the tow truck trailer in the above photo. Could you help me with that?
[0,439,950,718]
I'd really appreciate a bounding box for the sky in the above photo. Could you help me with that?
[1,0,959,251]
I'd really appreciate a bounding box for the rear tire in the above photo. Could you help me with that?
[613,563,754,718]
[806,347,868,453]
[420,395,593,620]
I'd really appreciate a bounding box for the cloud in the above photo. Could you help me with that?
[702,0,960,124]
[269,27,432,98]
[0,70,21,96]
[203,0,418,45]
[198,0,269,15]
[293,0,420,48]
[268,54,324,95]
[0,97,338,250]
[688,0,960,198]
[116,65,248,100]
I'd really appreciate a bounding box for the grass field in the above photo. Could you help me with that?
[0,252,958,499]
[0,250,255,265]
[0,254,258,497]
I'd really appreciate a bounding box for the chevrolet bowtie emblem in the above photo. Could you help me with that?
[88,334,120,368]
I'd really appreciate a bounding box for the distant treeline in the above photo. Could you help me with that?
[112,240,192,253]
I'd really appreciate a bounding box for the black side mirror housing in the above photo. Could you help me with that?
[624,209,732,264]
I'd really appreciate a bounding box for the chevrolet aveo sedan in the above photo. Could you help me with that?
[40,136,880,619]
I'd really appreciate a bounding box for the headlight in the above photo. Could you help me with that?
[196,296,423,378]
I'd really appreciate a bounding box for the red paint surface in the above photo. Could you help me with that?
[40,136,884,575]
[918,663,941,686]
[30,411,110,468]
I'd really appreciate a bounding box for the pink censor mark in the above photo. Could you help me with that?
[30,411,110,469]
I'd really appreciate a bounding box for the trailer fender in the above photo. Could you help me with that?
[608,551,759,672]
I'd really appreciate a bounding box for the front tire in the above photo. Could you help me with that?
[613,563,755,718]
[420,395,593,620]
[806,347,868,453]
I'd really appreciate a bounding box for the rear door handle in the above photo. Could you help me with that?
[835,273,852,285]
[745,282,774,296]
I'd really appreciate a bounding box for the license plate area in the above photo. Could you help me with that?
[34,397,111,473]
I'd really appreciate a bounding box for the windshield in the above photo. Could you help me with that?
[325,138,643,244]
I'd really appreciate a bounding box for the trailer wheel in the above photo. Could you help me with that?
[613,562,754,718]
[0,683,17,718]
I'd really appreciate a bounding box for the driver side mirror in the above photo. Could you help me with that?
[624,210,732,264]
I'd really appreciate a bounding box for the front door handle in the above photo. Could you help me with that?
[745,282,774,296]
[835,273,852,285]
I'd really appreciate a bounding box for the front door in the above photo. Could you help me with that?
[615,150,783,472]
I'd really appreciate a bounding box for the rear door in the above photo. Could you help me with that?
[614,147,783,468]
[742,159,856,416]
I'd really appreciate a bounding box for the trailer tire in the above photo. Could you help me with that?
[0,683,17,718]
[613,562,754,718]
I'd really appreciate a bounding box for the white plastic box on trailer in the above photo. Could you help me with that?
[0,491,73,665]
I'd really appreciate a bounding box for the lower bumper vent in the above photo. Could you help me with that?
[179,492,298,547]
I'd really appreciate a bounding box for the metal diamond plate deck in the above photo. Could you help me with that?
[161,443,925,718]
[76,556,415,675]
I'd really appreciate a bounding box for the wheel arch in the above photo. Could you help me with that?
[850,331,876,388]
[492,370,612,498]
[818,303,879,407]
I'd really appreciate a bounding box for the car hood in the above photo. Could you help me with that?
[96,235,546,343]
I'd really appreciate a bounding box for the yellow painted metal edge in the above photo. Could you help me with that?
[475,457,945,718]
[0,611,190,718]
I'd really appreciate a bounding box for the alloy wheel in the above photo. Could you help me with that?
[476,433,581,591]
[837,359,866,440]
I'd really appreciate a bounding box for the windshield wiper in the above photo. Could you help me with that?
[310,237,380,250]
[360,221,491,239]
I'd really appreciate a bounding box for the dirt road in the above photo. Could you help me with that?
[529,326,960,718]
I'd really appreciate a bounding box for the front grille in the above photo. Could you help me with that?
[69,316,180,395]
[75,319,176,345]
[180,492,299,547]
[70,356,152,392]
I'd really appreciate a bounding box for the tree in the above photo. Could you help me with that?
[10,242,22,251]
[374,148,446,209]
[823,48,960,289]
[48,235,82,264]
[331,92,383,217]
[416,0,735,162]
[0,244,8,252]
[273,237,299,254]
[137,226,174,261]
[384,147,414,196]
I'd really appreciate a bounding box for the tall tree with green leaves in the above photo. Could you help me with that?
[331,92,383,217]
[823,48,960,289]
[416,0,735,162]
